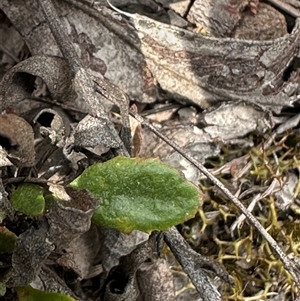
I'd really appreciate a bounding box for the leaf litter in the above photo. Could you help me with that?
[0,0,300,300]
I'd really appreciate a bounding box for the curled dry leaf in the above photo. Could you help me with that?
[33,265,77,297]
[74,114,120,150]
[0,113,35,167]
[103,233,158,301]
[100,228,149,273]
[5,224,55,287]
[0,55,79,112]
[33,108,71,148]
[57,224,101,279]
[47,187,98,250]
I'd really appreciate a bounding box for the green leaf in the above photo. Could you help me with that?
[70,157,201,233]
[16,286,76,301]
[0,227,17,254]
[11,184,45,216]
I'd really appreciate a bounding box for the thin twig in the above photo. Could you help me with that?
[164,227,229,300]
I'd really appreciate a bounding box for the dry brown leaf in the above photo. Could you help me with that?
[0,113,35,167]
